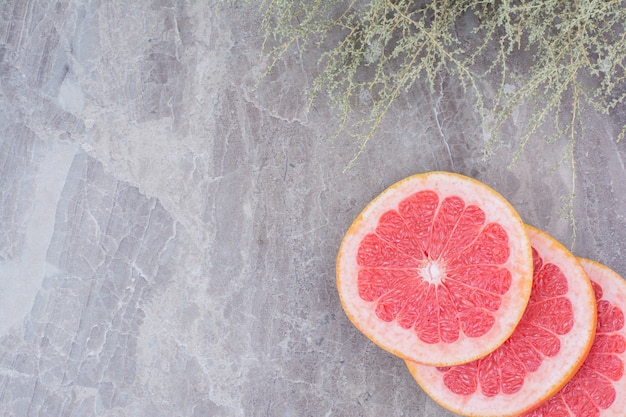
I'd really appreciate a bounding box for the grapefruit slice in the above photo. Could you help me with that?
[336,171,533,366]
[406,226,597,417]
[522,258,626,416]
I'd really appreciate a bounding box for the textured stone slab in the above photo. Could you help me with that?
[0,151,178,415]
[1,1,626,417]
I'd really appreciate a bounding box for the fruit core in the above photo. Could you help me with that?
[419,259,446,285]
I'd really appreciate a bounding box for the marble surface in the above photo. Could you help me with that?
[2,2,626,416]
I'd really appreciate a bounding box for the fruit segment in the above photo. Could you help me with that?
[522,258,626,417]
[406,226,597,417]
[337,171,533,366]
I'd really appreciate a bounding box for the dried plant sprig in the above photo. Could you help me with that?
[220,0,626,243]
[253,1,626,157]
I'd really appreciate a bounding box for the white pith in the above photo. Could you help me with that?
[419,259,445,285]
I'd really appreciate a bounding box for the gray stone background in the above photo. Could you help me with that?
[1,1,626,416]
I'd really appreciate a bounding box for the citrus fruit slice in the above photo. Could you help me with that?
[406,225,597,417]
[336,171,533,366]
[522,258,626,416]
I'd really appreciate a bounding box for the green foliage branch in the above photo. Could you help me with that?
[259,0,626,148]
[249,0,626,243]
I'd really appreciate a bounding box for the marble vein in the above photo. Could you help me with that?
[1,2,626,417]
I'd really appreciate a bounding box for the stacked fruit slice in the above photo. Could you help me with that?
[336,171,626,416]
